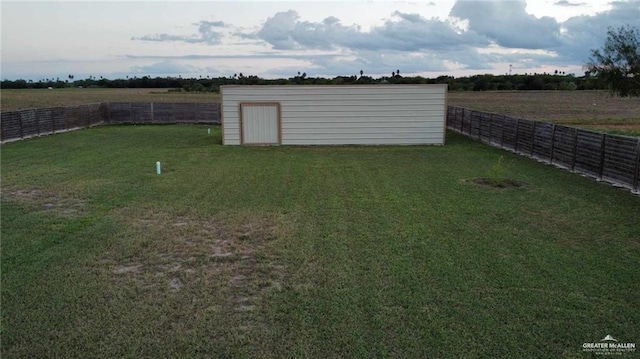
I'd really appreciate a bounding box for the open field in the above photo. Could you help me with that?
[0,88,219,111]
[448,91,640,136]
[2,126,639,358]
[2,88,639,135]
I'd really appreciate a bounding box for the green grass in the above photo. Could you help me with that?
[2,126,639,358]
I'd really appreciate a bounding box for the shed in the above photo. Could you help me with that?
[221,84,447,146]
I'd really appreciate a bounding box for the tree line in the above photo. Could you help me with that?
[0,72,602,92]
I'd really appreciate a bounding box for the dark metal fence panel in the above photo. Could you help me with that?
[447,106,640,194]
[108,103,132,124]
[574,130,604,178]
[516,119,535,155]
[532,122,554,161]
[502,116,518,151]
[479,112,492,143]
[462,108,472,135]
[551,125,576,170]
[195,103,220,123]
[469,110,481,139]
[602,135,639,189]
[174,103,197,123]
[35,108,54,134]
[52,107,66,132]
[130,103,153,123]
[1,102,222,142]
[65,106,85,129]
[152,103,175,123]
[489,114,504,147]
[1,111,22,141]
[21,110,39,138]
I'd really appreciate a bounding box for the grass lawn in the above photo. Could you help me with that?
[1,125,639,358]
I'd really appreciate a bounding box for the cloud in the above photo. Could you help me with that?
[124,53,339,60]
[197,20,226,28]
[449,0,561,49]
[254,9,487,53]
[132,34,192,42]
[554,0,586,6]
[556,0,640,63]
[132,20,225,44]
[126,0,638,78]
[391,11,424,23]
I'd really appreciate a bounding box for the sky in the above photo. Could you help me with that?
[1,0,639,81]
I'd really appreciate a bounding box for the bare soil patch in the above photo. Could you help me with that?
[108,210,290,334]
[2,187,87,218]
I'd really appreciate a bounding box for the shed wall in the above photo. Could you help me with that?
[221,85,446,145]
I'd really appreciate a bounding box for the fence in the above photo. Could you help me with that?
[107,102,220,124]
[0,103,109,143]
[447,106,640,193]
[1,102,221,143]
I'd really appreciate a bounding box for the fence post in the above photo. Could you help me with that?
[531,121,537,156]
[633,137,640,193]
[19,111,24,139]
[514,118,520,153]
[500,114,506,148]
[549,124,557,164]
[65,106,69,131]
[475,111,481,140]
[598,133,606,181]
[35,110,41,137]
[488,113,493,144]
[570,128,579,172]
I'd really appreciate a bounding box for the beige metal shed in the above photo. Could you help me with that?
[221,84,447,146]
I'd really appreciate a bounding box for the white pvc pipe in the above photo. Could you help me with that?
[156,161,161,175]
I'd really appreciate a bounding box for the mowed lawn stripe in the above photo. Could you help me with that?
[1,125,638,358]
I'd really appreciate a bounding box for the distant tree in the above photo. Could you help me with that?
[360,69,364,77]
[396,69,400,76]
[392,71,395,77]
[585,25,640,96]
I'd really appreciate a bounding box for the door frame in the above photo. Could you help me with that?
[239,102,282,145]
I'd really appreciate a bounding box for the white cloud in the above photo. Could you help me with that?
[132,20,226,45]
[449,0,562,49]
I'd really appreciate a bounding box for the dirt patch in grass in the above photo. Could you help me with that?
[461,178,528,189]
[2,187,87,218]
[108,210,289,335]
